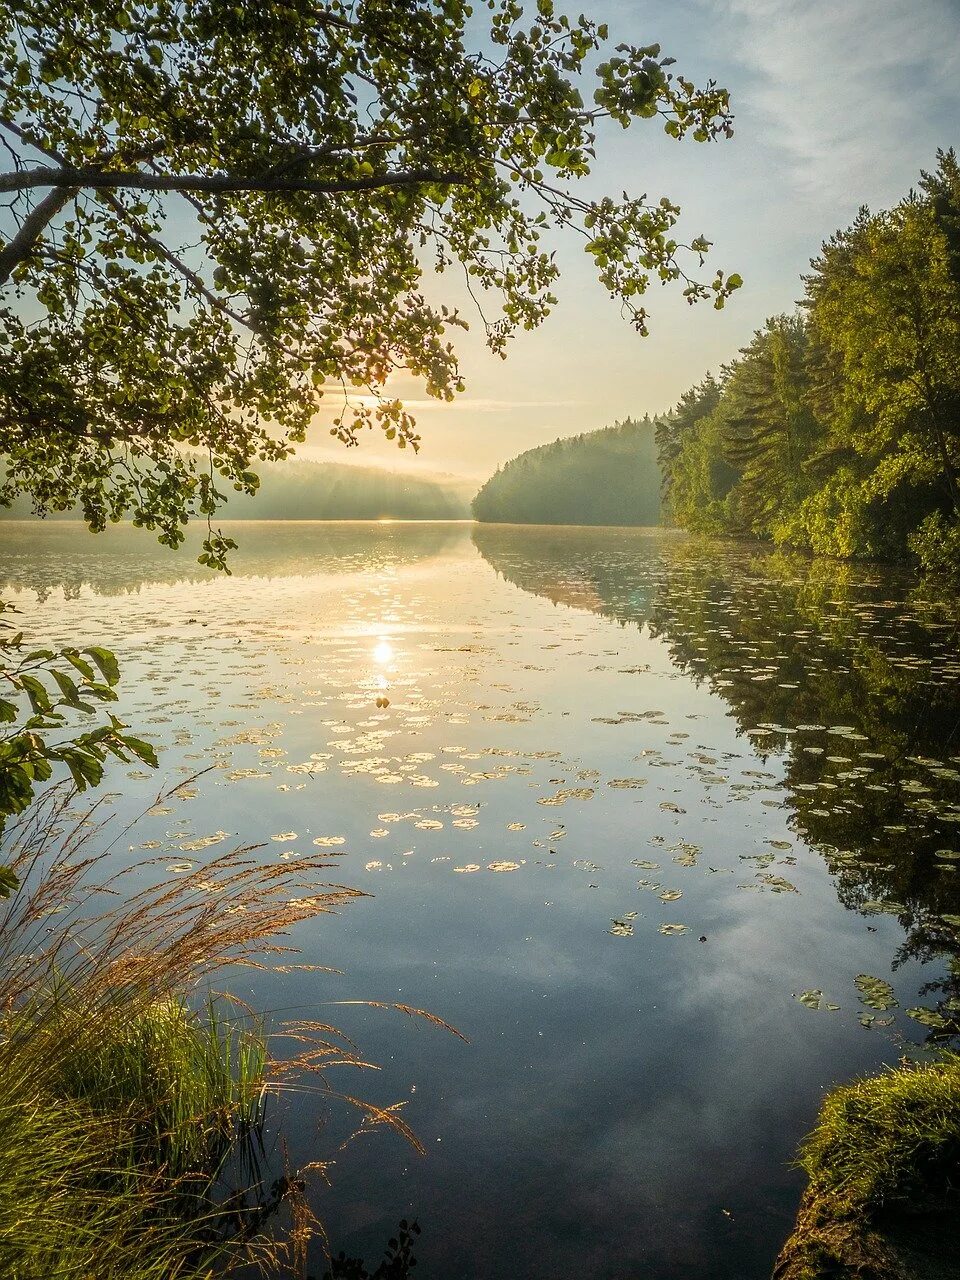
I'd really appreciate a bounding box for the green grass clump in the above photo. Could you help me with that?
[799,1055,960,1217]
[0,986,267,1280]
[39,989,266,1179]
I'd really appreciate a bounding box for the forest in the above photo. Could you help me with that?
[655,150,960,576]
[471,417,661,525]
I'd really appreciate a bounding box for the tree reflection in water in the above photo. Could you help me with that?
[473,524,960,1038]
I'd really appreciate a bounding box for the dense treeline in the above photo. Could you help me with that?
[0,458,472,523]
[472,417,661,525]
[657,150,960,574]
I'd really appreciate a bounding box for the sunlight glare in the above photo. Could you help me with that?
[373,638,394,666]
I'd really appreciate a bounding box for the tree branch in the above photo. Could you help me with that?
[98,191,304,358]
[0,115,63,164]
[98,192,245,322]
[0,166,464,196]
[0,185,78,285]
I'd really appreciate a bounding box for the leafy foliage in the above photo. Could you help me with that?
[0,601,156,829]
[1,0,737,568]
[472,416,661,524]
[661,393,738,536]
[657,149,960,574]
[720,314,820,537]
[655,373,720,512]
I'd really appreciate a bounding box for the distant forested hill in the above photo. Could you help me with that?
[471,417,661,525]
[0,457,473,522]
[221,457,473,519]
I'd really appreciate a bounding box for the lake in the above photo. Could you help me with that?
[3,519,960,1280]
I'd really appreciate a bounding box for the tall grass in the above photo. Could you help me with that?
[13,986,266,1178]
[0,992,266,1280]
[0,782,443,1278]
[798,1053,960,1216]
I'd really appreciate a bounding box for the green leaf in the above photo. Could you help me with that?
[19,674,52,715]
[50,669,81,705]
[63,650,96,681]
[120,735,159,768]
[84,647,121,686]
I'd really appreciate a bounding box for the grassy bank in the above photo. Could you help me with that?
[799,1055,960,1215]
[774,1056,960,1280]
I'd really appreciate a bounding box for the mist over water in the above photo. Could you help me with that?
[6,520,960,1280]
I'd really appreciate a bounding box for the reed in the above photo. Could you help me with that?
[0,782,438,1278]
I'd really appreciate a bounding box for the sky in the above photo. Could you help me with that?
[303,0,960,483]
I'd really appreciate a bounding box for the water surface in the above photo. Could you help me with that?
[4,520,960,1280]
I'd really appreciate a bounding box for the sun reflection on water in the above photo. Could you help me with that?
[373,638,394,666]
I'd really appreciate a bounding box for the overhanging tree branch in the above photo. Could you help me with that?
[0,166,465,196]
[98,191,305,358]
[98,192,249,325]
[0,185,78,285]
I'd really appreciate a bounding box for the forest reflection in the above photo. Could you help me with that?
[472,524,960,1037]
[0,520,467,599]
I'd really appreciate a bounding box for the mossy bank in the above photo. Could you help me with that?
[774,1056,960,1280]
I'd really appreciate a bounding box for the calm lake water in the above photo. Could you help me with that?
[4,520,960,1280]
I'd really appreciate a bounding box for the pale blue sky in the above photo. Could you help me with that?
[306,0,960,481]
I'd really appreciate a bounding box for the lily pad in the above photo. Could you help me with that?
[906,1006,953,1030]
[609,914,638,937]
[794,989,823,1010]
[854,974,898,1011]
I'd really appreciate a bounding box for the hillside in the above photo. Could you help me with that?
[471,417,662,525]
[221,457,473,519]
[0,457,474,522]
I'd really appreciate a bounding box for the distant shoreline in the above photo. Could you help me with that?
[0,516,676,530]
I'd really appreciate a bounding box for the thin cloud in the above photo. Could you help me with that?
[715,0,960,211]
